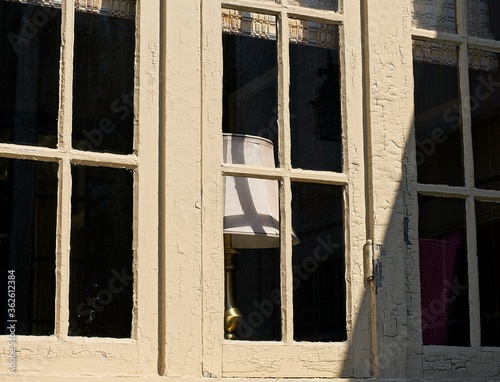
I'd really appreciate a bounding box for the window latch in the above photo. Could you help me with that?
[364,240,384,294]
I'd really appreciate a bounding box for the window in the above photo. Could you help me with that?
[0,0,159,375]
[411,0,500,373]
[202,0,369,377]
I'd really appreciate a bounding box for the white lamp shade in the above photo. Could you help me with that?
[223,133,299,249]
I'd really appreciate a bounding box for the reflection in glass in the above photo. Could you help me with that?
[467,0,500,40]
[412,0,456,33]
[469,49,500,190]
[290,21,341,172]
[222,11,278,164]
[418,195,469,346]
[475,201,500,346]
[0,3,61,148]
[290,0,338,12]
[69,166,133,338]
[0,159,57,335]
[292,183,346,342]
[413,41,463,186]
[72,12,135,154]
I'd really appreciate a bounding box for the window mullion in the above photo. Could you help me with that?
[54,158,72,338]
[57,0,75,151]
[459,43,474,188]
[54,0,75,339]
[466,194,481,348]
[280,174,294,343]
[456,0,466,37]
[277,10,294,344]
[278,11,291,171]
[457,0,482,347]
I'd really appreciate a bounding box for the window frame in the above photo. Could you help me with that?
[0,0,160,376]
[201,0,370,378]
[408,0,500,378]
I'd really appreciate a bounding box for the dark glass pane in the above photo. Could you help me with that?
[233,248,281,341]
[222,32,278,164]
[0,159,57,335]
[291,0,338,12]
[467,0,500,40]
[292,183,346,342]
[418,195,469,346]
[290,32,341,172]
[475,201,500,346]
[69,166,133,338]
[413,44,463,186]
[0,3,61,148]
[72,12,135,154]
[469,50,500,190]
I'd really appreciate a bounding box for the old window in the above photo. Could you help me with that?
[412,0,500,365]
[202,0,369,377]
[0,0,159,375]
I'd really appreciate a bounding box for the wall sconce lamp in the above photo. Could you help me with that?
[222,133,299,339]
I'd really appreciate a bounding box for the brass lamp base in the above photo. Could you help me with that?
[224,234,242,339]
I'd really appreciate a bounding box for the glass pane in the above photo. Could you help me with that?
[290,20,341,172]
[233,246,281,341]
[69,166,133,338]
[75,0,135,18]
[467,0,500,40]
[289,0,338,12]
[292,183,346,342]
[413,41,463,186]
[475,201,500,346]
[223,173,281,341]
[72,10,135,154]
[412,0,456,33]
[418,195,469,346]
[0,2,61,148]
[0,159,57,335]
[222,10,279,164]
[468,49,500,190]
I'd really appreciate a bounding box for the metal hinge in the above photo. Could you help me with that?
[364,240,384,294]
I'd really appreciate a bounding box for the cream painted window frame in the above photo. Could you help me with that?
[0,0,160,377]
[201,0,370,378]
[409,0,500,378]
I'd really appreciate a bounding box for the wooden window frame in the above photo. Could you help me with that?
[201,0,370,378]
[409,0,500,378]
[0,0,160,376]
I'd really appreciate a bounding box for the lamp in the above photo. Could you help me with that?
[222,133,299,339]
